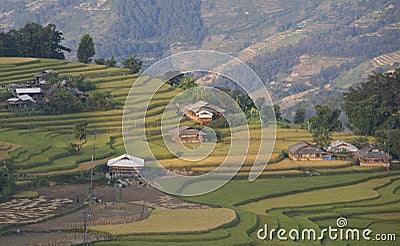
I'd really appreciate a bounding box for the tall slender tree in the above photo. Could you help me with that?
[77,34,95,64]
[294,107,306,124]
[74,120,88,152]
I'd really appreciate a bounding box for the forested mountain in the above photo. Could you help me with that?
[0,0,204,59]
[1,0,400,117]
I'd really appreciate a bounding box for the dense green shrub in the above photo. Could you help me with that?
[0,168,16,202]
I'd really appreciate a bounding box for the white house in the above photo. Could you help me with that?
[107,153,144,178]
[327,140,359,153]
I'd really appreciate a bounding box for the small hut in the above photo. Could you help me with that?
[170,126,205,143]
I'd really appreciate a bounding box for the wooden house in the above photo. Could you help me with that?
[354,145,391,167]
[170,126,205,143]
[107,153,144,178]
[184,100,225,125]
[288,141,332,161]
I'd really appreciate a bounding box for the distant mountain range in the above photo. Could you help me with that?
[1,0,400,118]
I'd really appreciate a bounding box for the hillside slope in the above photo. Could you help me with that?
[1,0,400,118]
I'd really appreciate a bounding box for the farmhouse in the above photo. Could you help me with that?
[184,100,225,125]
[327,140,359,153]
[34,69,58,84]
[7,94,35,108]
[354,145,391,167]
[106,153,144,178]
[170,125,205,143]
[288,141,332,161]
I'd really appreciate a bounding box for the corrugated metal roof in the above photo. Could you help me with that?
[16,88,42,94]
[107,153,144,167]
[18,94,35,102]
[327,140,358,152]
[184,100,225,113]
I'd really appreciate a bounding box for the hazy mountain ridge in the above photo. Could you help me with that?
[0,0,204,59]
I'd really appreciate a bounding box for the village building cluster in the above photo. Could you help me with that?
[106,100,225,178]
[288,140,391,167]
[169,100,224,143]
[5,69,86,110]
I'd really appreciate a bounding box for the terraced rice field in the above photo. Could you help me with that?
[90,208,236,235]
[0,58,151,174]
[371,50,400,68]
[94,172,400,245]
[1,58,399,245]
[2,58,347,175]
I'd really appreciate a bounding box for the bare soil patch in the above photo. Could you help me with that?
[0,183,209,245]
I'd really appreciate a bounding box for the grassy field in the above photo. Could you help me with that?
[0,57,38,65]
[11,190,39,199]
[89,208,236,235]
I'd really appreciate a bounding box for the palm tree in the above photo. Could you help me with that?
[122,55,142,74]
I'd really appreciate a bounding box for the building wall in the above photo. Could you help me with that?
[171,134,202,143]
[184,110,215,125]
[289,153,330,161]
[359,158,390,167]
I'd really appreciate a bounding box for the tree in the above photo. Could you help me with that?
[294,107,306,124]
[179,77,197,90]
[0,168,16,202]
[94,58,105,65]
[74,120,88,152]
[0,22,70,59]
[308,105,342,149]
[351,137,369,149]
[122,55,142,74]
[86,91,114,111]
[106,56,116,67]
[77,34,95,64]
[343,68,400,158]
[44,88,83,114]
[374,129,400,159]
[73,76,96,92]
[342,68,400,136]
[273,104,282,120]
